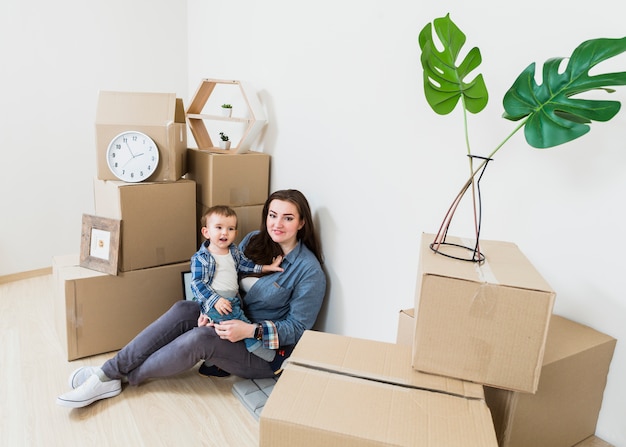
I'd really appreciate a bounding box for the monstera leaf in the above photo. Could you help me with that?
[503,37,626,148]
[418,14,626,262]
[418,13,488,115]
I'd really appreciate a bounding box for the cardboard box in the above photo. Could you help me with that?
[196,203,263,247]
[260,330,498,447]
[94,178,196,272]
[186,148,270,207]
[412,233,556,393]
[53,255,189,360]
[484,315,616,447]
[95,91,188,182]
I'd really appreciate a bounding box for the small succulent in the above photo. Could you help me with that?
[219,132,229,141]
[221,103,232,109]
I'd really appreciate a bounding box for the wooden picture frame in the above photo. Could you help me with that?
[79,214,121,275]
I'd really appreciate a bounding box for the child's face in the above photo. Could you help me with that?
[201,213,237,250]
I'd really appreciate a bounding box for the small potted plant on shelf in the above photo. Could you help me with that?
[219,132,231,150]
[419,13,626,262]
[220,103,232,117]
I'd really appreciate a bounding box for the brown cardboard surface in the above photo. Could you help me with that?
[186,148,270,207]
[396,308,414,347]
[485,315,616,447]
[53,255,189,361]
[93,178,196,272]
[289,329,484,399]
[95,91,187,182]
[261,331,497,447]
[413,233,556,393]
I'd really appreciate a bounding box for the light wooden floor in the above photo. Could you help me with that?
[0,274,260,446]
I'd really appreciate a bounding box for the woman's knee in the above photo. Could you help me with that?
[170,299,200,318]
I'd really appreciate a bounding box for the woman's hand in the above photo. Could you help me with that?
[214,319,256,342]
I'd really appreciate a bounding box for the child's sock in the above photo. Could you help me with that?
[95,367,127,383]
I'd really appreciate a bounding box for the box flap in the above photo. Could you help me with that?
[422,233,554,293]
[288,330,484,400]
[96,91,182,126]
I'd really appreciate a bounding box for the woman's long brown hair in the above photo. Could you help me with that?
[243,189,323,265]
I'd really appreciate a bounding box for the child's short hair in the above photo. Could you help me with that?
[201,205,238,228]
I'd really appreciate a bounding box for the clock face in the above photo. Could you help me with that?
[106,131,160,182]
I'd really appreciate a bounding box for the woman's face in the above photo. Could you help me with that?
[266,199,305,248]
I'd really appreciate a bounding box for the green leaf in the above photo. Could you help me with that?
[419,13,488,115]
[503,37,626,148]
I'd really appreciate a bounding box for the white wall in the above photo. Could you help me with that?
[0,0,188,277]
[188,1,626,444]
[1,0,624,444]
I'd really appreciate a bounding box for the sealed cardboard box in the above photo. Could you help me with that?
[484,315,616,447]
[260,330,498,447]
[93,178,196,272]
[196,203,263,247]
[186,148,270,207]
[53,255,189,360]
[413,233,556,393]
[95,91,188,182]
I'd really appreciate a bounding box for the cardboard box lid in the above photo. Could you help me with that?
[96,91,185,126]
[422,233,555,293]
[288,330,484,400]
[262,363,496,447]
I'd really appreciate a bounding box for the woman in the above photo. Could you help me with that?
[57,189,326,408]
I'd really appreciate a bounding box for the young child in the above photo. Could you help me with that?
[191,205,283,363]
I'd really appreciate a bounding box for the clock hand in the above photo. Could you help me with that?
[125,141,136,157]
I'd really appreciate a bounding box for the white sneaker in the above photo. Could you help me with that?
[56,374,121,408]
[68,366,99,389]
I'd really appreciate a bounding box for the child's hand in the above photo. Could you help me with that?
[198,314,211,327]
[215,297,232,316]
[262,255,284,273]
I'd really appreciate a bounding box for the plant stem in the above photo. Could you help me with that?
[461,97,480,246]
[433,116,529,250]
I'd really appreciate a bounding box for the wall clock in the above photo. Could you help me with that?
[106,131,160,182]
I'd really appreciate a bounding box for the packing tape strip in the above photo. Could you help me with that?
[460,237,499,285]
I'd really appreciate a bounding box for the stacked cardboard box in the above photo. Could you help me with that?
[54,92,197,360]
[412,233,556,393]
[186,148,270,246]
[54,255,190,360]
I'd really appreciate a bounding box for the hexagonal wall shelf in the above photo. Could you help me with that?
[186,79,267,153]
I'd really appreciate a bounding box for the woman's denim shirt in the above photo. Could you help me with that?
[239,231,326,347]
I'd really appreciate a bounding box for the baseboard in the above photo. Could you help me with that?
[0,267,52,285]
